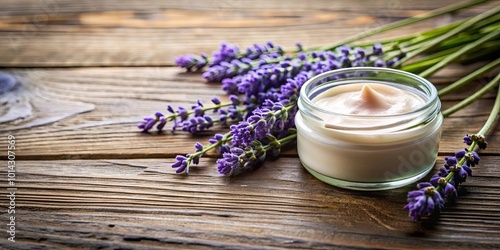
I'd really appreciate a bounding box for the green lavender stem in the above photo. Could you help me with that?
[188,133,232,162]
[437,141,476,192]
[419,30,500,78]
[478,74,500,135]
[263,132,297,151]
[395,5,500,67]
[439,57,500,96]
[437,73,500,192]
[317,0,489,51]
[442,73,500,117]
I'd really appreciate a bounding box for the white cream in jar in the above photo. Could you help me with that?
[295,67,443,190]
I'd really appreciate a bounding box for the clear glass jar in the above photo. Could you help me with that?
[295,67,443,190]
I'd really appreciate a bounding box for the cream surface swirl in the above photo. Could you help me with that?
[313,83,425,116]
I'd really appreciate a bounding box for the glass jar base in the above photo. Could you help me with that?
[302,163,434,191]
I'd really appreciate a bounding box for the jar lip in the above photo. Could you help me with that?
[299,67,439,119]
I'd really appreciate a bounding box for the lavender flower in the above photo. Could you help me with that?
[405,134,488,221]
[463,134,473,145]
[444,156,457,168]
[404,182,445,221]
[172,155,189,174]
[138,97,239,133]
[175,54,208,71]
[216,140,267,175]
[210,42,240,66]
[455,149,480,167]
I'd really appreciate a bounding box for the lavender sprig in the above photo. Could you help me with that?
[405,73,500,221]
[172,99,298,175]
[138,96,242,133]
[404,135,483,221]
[217,132,297,176]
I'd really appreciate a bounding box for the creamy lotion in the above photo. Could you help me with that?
[296,68,443,190]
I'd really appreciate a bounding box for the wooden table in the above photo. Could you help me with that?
[1,0,500,249]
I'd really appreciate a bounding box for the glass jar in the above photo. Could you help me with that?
[295,67,443,190]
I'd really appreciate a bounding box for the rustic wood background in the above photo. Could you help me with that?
[1,0,499,249]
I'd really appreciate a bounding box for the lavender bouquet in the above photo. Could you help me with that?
[138,0,500,222]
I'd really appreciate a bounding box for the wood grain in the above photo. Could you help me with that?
[0,0,499,249]
[0,67,498,160]
[1,157,499,249]
[0,0,496,67]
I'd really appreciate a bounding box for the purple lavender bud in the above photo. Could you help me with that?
[444,156,457,169]
[463,134,473,145]
[417,182,433,189]
[175,54,196,69]
[211,97,221,105]
[154,111,164,118]
[372,43,383,55]
[430,174,441,186]
[229,95,240,105]
[338,46,351,56]
[137,123,145,129]
[374,60,386,67]
[339,56,352,67]
[194,106,204,117]
[196,54,208,68]
[438,167,450,177]
[443,182,457,197]
[355,47,365,58]
[189,117,198,125]
[228,106,240,120]
[209,133,225,144]
[214,134,224,140]
[298,52,307,60]
[221,77,240,94]
[197,99,203,107]
[157,116,167,130]
[296,42,303,51]
[195,142,204,152]
[404,184,444,221]
[172,155,189,174]
[455,149,467,159]
[217,152,241,175]
[178,107,188,121]
[462,151,480,167]
[255,120,270,138]
[167,105,175,113]
[143,119,156,131]
[462,165,472,176]
[386,58,398,67]
[230,147,245,155]
[452,165,469,185]
[192,156,200,165]
[247,115,261,124]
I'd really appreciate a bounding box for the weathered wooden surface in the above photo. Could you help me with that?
[0,0,497,67]
[4,157,500,249]
[1,0,500,249]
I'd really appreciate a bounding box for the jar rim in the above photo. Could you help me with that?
[299,67,439,119]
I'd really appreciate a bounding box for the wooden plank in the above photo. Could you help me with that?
[0,0,496,67]
[0,67,498,160]
[1,157,499,248]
